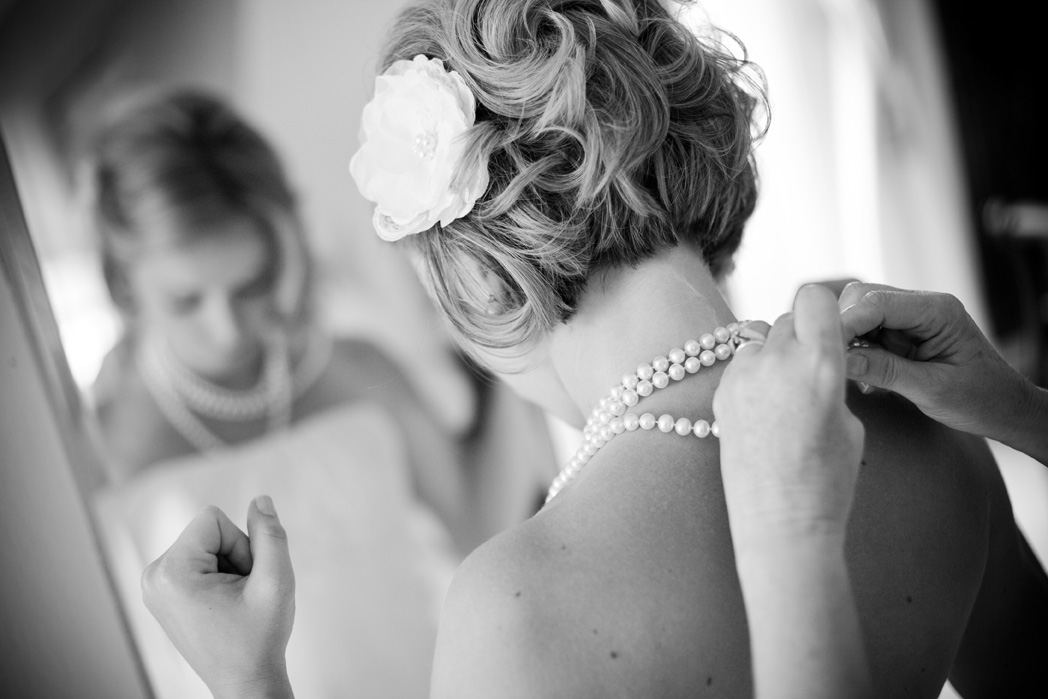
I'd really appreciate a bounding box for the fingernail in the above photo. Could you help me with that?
[255,495,277,516]
[846,351,868,377]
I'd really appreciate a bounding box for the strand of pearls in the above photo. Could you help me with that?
[138,334,300,454]
[150,335,287,422]
[545,323,742,503]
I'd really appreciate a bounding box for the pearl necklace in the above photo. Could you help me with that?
[149,334,288,422]
[137,332,332,454]
[545,323,742,503]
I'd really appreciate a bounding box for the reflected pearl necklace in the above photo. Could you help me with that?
[545,323,743,503]
[138,335,293,453]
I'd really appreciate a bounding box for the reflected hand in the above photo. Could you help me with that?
[142,497,296,699]
[714,284,865,544]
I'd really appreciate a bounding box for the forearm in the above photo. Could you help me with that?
[734,533,874,699]
[212,674,295,699]
[998,382,1048,467]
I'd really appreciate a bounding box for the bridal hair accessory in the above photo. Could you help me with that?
[546,324,746,503]
[349,55,490,241]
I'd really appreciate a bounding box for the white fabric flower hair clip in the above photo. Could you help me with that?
[349,55,490,241]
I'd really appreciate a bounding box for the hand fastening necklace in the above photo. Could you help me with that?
[546,323,745,503]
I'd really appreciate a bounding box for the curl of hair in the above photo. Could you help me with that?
[381,0,767,355]
[90,89,308,325]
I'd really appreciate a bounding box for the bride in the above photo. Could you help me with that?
[143,0,1048,696]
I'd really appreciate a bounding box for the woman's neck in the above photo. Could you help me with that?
[550,245,736,419]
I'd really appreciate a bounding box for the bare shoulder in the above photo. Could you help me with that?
[844,386,1047,695]
[293,336,412,418]
[93,351,191,480]
[431,518,627,699]
[430,522,555,699]
[431,443,751,699]
[326,337,405,384]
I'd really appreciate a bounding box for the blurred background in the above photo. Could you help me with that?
[1,0,1045,697]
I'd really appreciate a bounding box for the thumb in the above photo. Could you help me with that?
[845,347,922,397]
[246,495,294,592]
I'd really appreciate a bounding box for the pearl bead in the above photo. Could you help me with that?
[413,131,438,159]
[546,323,740,503]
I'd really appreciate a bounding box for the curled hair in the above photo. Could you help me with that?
[90,89,309,326]
[381,0,767,356]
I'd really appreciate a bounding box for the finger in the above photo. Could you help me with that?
[764,311,795,349]
[246,496,295,593]
[733,339,765,357]
[838,281,897,311]
[839,289,941,343]
[845,346,922,396]
[793,284,845,357]
[737,319,771,341]
[171,506,253,575]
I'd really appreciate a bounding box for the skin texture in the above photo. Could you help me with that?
[141,497,296,699]
[141,247,1048,699]
[430,246,1048,699]
[715,286,873,699]
[839,282,1048,467]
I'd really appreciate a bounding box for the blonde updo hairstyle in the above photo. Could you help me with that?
[382,0,766,358]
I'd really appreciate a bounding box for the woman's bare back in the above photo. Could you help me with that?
[433,387,1048,698]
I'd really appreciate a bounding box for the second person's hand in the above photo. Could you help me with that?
[839,282,1048,464]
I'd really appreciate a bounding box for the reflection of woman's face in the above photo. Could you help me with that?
[129,216,279,383]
